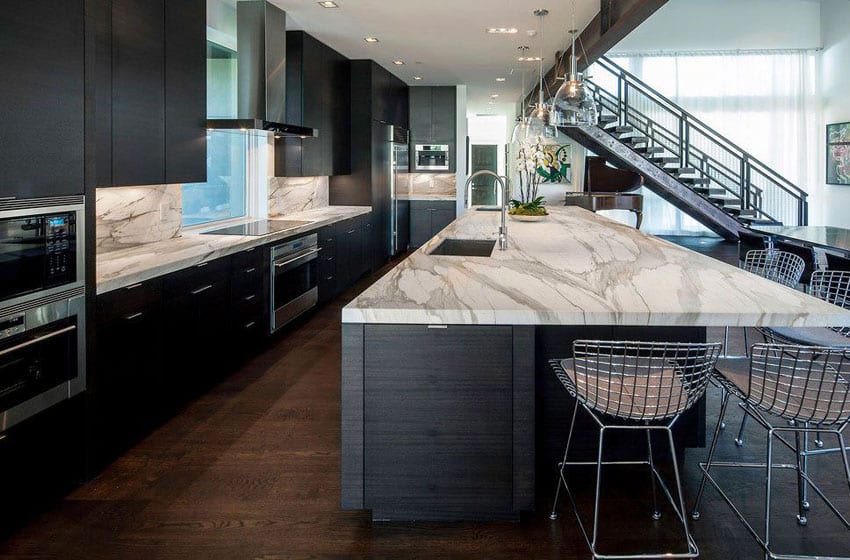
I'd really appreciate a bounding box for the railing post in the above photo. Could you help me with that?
[743,159,751,211]
[679,115,688,169]
[621,72,628,126]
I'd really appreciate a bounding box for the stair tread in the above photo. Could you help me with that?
[680,177,711,184]
[611,125,633,133]
[635,146,664,154]
[651,156,681,164]
[670,167,698,175]
[620,136,648,144]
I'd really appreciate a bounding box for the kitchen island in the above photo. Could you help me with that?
[341,206,850,521]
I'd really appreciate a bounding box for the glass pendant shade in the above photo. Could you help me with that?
[511,116,532,145]
[553,73,598,126]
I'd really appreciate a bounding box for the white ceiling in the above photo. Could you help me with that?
[268,0,600,116]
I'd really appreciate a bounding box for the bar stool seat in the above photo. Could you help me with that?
[766,326,850,347]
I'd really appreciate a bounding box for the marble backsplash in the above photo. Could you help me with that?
[404,173,456,197]
[96,184,183,253]
[268,176,329,216]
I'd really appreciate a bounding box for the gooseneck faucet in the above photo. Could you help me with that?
[464,170,509,250]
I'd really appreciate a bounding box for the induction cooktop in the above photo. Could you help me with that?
[202,220,311,236]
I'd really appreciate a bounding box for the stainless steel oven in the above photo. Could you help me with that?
[0,293,85,432]
[415,144,450,171]
[270,233,319,333]
[0,197,84,309]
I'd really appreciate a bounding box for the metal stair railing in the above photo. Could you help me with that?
[586,56,808,226]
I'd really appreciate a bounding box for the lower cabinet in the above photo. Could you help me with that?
[397,200,410,254]
[337,216,364,289]
[409,200,456,248]
[318,226,338,303]
[229,247,268,347]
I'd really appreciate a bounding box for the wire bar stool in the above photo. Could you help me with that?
[549,340,722,560]
[723,249,806,360]
[691,344,850,560]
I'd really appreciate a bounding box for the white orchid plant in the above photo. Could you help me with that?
[512,139,549,215]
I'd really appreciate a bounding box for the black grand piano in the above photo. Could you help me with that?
[564,156,644,228]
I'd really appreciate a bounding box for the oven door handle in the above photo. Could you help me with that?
[273,248,320,274]
[0,324,77,358]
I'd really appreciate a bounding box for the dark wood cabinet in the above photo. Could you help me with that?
[409,200,456,247]
[397,200,410,254]
[337,216,364,289]
[318,226,338,303]
[164,0,207,184]
[363,325,514,520]
[229,247,268,346]
[111,0,165,187]
[276,31,350,177]
[408,86,457,173]
[100,0,206,187]
[0,0,85,198]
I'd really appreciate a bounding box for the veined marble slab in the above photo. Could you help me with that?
[343,206,850,327]
[398,194,457,201]
[97,206,370,294]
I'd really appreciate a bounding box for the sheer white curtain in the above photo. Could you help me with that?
[603,51,819,235]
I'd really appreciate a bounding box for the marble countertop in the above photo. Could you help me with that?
[343,206,850,327]
[97,206,371,294]
[398,193,457,201]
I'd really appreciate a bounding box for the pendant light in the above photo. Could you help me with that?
[553,0,598,126]
[510,55,532,145]
[524,8,556,142]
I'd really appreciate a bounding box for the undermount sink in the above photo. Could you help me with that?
[429,238,496,257]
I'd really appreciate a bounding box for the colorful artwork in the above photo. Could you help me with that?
[536,144,572,183]
[827,122,850,185]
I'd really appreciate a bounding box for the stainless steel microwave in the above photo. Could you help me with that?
[415,144,450,171]
[0,197,85,311]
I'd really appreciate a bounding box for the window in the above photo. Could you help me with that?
[182,129,248,226]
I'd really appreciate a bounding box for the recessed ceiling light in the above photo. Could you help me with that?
[392,60,405,66]
[364,37,380,43]
[496,77,506,82]
[486,27,518,34]
[518,56,543,62]
[413,76,423,80]
[318,1,339,7]
[491,94,499,98]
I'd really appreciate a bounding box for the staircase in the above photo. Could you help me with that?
[558,56,809,240]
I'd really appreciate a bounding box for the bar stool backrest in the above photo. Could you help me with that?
[738,230,767,263]
[775,240,817,286]
[570,341,722,421]
[810,270,850,336]
[743,249,806,288]
[748,344,850,426]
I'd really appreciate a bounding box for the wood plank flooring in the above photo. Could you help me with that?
[1,237,848,559]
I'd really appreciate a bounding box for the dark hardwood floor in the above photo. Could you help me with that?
[1,239,848,559]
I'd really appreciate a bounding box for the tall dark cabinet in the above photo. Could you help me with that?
[276,31,350,177]
[0,0,85,198]
[408,86,457,173]
[329,60,408,268]
[97,0,207,187]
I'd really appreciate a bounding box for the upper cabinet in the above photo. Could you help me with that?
[371,64,409,128]
[98,0,207,187]
[0,0,85,198]
[275,31,351,177]
[408,86,457,173]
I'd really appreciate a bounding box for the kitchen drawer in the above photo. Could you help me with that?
[231,288,264,317]
[97,277,162,324]
[317,225,336,245]
[162,257,230,300]
[231,245,265,272]
[231,266,264,298]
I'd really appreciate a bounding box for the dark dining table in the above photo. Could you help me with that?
[751,225,850,255]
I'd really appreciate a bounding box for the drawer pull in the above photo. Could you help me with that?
[243,294,256,302]
[244,321,256,329]
[195,262,209,269]
[123,312,144,321]
[346,229,356,234]
[245,247,255,253]
[244,267,257,274]
[190,284,213,295]
[324,276,334,281]
[125,283,144,291]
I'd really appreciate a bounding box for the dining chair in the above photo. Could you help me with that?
[827,252,850,272]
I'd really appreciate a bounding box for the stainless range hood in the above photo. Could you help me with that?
[207,0,318,139]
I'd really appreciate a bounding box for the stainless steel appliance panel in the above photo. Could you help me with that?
[270,234,319,332]
[390,126,410,256]
[415,144,450,171]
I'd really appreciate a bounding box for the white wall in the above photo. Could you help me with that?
[455,85,469,216]
[819,0,850,228]
[613,0,822,54]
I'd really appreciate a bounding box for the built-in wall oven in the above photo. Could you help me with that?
[270,233,319,333]
[415,144,450,171]
[0,196,86,431]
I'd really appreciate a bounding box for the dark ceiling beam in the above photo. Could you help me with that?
[522,0,668,112]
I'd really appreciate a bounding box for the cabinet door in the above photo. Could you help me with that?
[396,200,410,253]
[409,205,432,248]
[363,325,514,519]
[431,87,456,144]
[0,0,85,198]
[164,0,207,184]
[112,0,165,186]
[409,87,432,145]
[318,226,338,303]
[430,201,456,237]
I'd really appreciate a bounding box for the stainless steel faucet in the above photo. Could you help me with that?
[464,170,509,250]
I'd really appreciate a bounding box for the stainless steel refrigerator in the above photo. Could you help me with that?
[388,125,410,256]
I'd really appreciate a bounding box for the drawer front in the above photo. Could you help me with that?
[97,277,163,324]
[231,287,264,317]
[231,245,265,271]
[163,257,230,300]
[231,265,264,300]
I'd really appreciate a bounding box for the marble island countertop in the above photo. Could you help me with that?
[343,206,850,327]
[397,193,457,201]
[97,206,371,294]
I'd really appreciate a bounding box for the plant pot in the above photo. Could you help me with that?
[509,213,547,222]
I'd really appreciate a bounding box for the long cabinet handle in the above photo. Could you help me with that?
[0,325,77,358]
[274,248,321,269]
[190,284,213,296]
[125,283,144,291]
[243,294,256,302]
[244,321,256,329]
[123,312,144,321]
[244,267,257,274]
